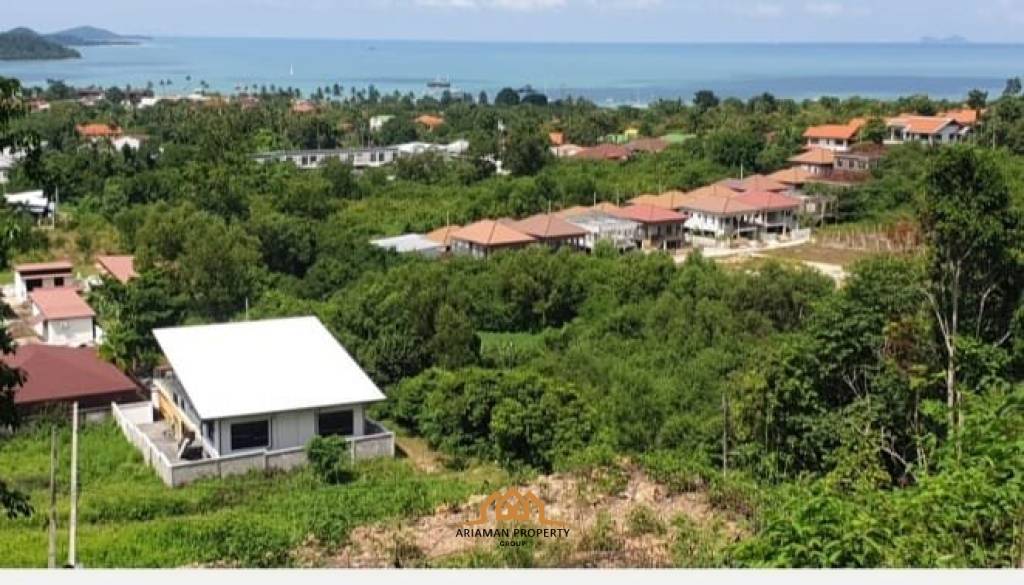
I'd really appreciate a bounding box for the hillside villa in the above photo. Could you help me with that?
[803,119,865,152]
[449,220,537,257]
[112,316,394,487]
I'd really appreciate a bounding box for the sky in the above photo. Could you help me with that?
[7,0,1024,43]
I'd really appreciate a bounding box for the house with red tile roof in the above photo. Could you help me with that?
[415,115,445,131]
[13,260,75,301]
[96,255,138,284]
[608,204,688,250]
[28,287,98,347]
[676,190,762,242]
[76,123,123,140]
[885,114,969,146]
[425,224,462,252]
[450,220,536,257]
[2,345,143,412]
[733,191,803,236]
[573,144,631,162]
[721,174,790,193]
[939,108,983,127]
[803,119,865,152]
[788,147,835,176]
[503,214,587,249]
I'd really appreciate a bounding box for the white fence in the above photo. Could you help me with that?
[113,402,396,488]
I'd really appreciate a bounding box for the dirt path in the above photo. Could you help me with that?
[325,466,739,568]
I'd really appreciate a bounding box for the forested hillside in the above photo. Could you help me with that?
[1,77,1023,567]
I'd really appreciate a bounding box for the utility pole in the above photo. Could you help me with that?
[68,402,78,568]
[721,390,729,476]
[47,427,58,569]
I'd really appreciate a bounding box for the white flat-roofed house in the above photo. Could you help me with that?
[369,114,395,132]
[28,288,98,347]
[142,317,393,484]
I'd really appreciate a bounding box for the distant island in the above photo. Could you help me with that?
[0,28,80,60]
[45,25,150,46]
[920,35,969,45]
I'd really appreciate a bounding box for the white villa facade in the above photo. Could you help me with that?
[113,317,394,487]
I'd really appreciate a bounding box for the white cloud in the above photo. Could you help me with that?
[732,2,783,18]
[804,1,844,16]
[414,0,568,9]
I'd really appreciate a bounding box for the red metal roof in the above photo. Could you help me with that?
[95,255,138,284]
[29,288,95,320]
[3,345,140,405]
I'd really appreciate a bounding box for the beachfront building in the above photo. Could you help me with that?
[112,317,394,487]
[608,204,688,251]
[450,220,537,258]
[559,209,641,252]
[28,287,98,347]
[370,233,445,258]
[12,260,75,302]
[885,115,969,145]
[502,213,588,250]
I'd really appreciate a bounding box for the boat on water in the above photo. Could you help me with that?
[427,76,451,90]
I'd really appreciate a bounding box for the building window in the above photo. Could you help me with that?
[203,421,215,441]
[318,410,354,437]
[230,420,269,451]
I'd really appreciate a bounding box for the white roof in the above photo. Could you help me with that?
[154,316,386,420]
[370,233,443,254]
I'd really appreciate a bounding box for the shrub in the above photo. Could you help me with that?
[306,436,355,484]
[626,505,666,537]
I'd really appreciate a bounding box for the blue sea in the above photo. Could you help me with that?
[3,37,1023,105]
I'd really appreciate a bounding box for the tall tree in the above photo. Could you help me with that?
[0,76,31,519]
[920,146,1023,453]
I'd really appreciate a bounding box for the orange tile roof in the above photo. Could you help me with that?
[803,123,859,141]
[507,213,587,239]
[425,225,462,246]
[95,255,138,284]
[76,123,122,138]
[625,138,670,154]
[677,192,760,216]
[609,204,687,224]
[939,108,981,126]
[685,183,742,200]
[30,288,95,320]
[629,190,689,210]
[733,190,802,211]
[886,115,958,135]
[574,144,631,161]
[592,202,622,213]
[788,148,835,166]
[415,115,445,130]
[766,167,817,185]
[552,205,592,219]
[548,132,565,146]
[720,174,789,193]
[451,220,536,247]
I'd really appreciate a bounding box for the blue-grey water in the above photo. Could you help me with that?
[3,37,1023,104]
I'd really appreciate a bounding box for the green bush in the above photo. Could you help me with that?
[306,436,355,484]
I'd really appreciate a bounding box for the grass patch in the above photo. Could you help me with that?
[0,421,507,567]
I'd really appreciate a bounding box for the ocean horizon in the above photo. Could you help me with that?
[3,36,1024,105]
